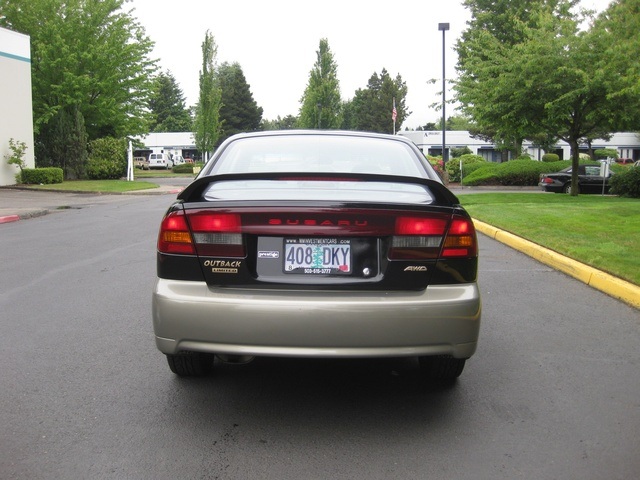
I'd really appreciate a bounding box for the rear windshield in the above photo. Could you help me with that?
[208,135,426,177]
[203,179,435,204]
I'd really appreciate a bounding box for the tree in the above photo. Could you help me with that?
[437,115,475,131]
[455,0,578,156]
[149,72,193,132]
[457,1,640,195]
[0,0,157,147]
[217,62,263,144]
[262,115,298,131]
[350,69,410,134]
[50,105,88,179]
[298,39,342,129]
[193,30,222,159]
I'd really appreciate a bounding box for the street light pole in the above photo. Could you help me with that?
[438,23,449,164]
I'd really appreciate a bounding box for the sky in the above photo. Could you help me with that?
[128,0,613,129]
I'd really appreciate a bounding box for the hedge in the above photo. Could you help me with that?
[21,167,64,185]
[610,166,640,198]
[172,164,194,174]
[542,153,560,162]
[462,160,573,186]
[445,154,486,182]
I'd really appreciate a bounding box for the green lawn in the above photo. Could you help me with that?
[28,179,158,193]
[457,193,640,285]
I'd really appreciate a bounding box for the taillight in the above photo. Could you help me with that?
[442,216,477,257]
[389,216,448,259]
[158,211,195,254]
[543,177,554,184]
[187,212,245,257]
[158,211,246,257]
[389,214,477,259]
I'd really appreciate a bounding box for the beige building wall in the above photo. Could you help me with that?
[0,27,35,186]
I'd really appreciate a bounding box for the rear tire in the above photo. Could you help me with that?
[166,352,214,377]
[419,355,466,382]
[564,182,579,194]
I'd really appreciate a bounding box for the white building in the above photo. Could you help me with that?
[134,132,199,161]
[0,27,35,186]
[399,130,640,162]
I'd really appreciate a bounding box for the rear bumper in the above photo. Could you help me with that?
[152,279,481,359]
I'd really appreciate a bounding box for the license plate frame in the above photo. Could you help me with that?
[283,238,352,275]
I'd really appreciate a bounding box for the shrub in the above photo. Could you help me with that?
[86,137,127,180]
[21,167,64,184]
[427,155,444,174]
[610,167,640,198]
[594,148,618,160]
[173,163,194,174]
[450,146,472,158]
[4,138,28,171]
[446,154,486,182]
[542,153,560,162]
[462,160,573,186]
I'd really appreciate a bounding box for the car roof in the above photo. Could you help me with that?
[220,129,417,146]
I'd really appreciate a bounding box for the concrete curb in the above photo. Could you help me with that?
[473,219,640,310]
[0,215,20,224]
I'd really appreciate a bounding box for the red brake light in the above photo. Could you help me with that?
[158,211,245,257]
[187,212,245,257]
[389,215,448,259]
[395,217,447,235]
[189,213,241,232]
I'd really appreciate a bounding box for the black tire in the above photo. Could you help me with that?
[564,182,579,194]
[166,352,214,377]
[419,355,466,382]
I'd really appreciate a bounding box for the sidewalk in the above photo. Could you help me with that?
[0,183,183,224]
[1,185,638,309]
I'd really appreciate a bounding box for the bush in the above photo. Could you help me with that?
[542,153,560,162]
[450,146,472,158]
[86,137,127,180]
[446,154,486,182]
[172,163,194,174]
[610,167,640,198]
[462,159,573,186]
[21,167,64,185]
[594,148,618,160]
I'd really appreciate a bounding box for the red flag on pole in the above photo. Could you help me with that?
[392,98,397,122]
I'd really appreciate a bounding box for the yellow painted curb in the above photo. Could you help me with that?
[473,219,640,310]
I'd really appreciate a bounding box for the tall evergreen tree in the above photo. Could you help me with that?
[193,30,222,159]
[149,72,193,132]
[217,62,263,144]
[350,69,409,134]
[298,39,342,129]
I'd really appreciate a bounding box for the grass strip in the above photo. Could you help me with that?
[28,180,158,193]
[457,193,640,285]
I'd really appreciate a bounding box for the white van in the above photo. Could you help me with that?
[172,155,185,166]
[148,153,173,169]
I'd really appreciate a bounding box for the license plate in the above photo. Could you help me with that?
[284,239,351,274]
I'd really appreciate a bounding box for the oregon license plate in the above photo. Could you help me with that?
[284,239,351,274]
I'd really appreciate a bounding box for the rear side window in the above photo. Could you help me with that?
[210,135,426,177]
